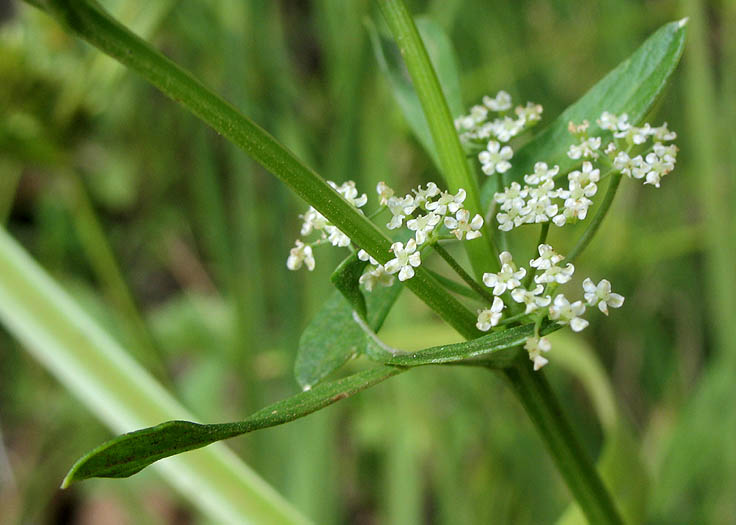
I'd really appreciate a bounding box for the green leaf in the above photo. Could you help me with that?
[480,18,688,207]
[295,291,367,389]
[63,365,403,486]
[295,275,405,390]
[330,253,368,319]
[385,322,561,368]
[331,253,368,319]
[367,16,464,171]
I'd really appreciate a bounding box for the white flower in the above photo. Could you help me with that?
[385,239,422,281]
[556,181,596,222]
[525,197,558,223]
[496,206,526,231]
[652,123,676,141]
[568,161,600,188]
[494,182,528,211]
[567,137,601,159]
[329,180,367,208]
[613,151,644,178]
[376,182,394,206]
[324,225,351,247]
[598,112,630,132]
[604,142,617,155]
[479,141,513,175]
[300,207,328,236]
[476,297,505,331]
[470,104,489,123]
[483,251,526,295]
[617,124,652,145]
[524,162,559,185]
[535,262,575,285]
[357,249,378,266]
[406,212,441,245]
[530,244,564,270]
[525,336,552,371]
[582,278,624,315]
[359,265,395,291]
[548,294,588,332]
[413,183,440,209]
[511,285,551,314]
[641,151,675,188]
[492,116,524,142]
[386,195,415,229]
[483,90,512,112]
[286,240,315,271]
[515,102,543,125]
[444,209,484,240]
[426,188,466,215]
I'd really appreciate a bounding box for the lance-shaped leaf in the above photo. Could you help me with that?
[480,18,688,207]
[385,322,561,368]
[63,365,404,487]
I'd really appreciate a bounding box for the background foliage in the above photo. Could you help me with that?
[0,0,734,523]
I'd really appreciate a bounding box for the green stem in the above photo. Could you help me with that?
[432,243,494,304]
[567,173,623,263]
[501,358,623,525]
[376,0,498,277]
[523,222,550,288]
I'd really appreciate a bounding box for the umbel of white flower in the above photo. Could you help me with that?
[384,239,421,282]
[487,111,678,234]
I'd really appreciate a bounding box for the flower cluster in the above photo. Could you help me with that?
[454,91,543,176]
[287,180,367,271]
[287,179,484,287]
[379,182,484,281]
[491,112,678,232]
[475,246,624,370]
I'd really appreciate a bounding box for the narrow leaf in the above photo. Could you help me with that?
[63,366,403,486]
[480,19,688,207]
[386,322,561,368]
[331,253,368,319]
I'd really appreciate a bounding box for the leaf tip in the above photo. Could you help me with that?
[677,17,689,28]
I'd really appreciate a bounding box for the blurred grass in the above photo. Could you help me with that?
[0,0,734,523]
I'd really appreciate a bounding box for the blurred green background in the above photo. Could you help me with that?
[0,0,734,523]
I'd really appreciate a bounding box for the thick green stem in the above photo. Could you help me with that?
[567,173,623,263]
[502,358,623,525]
[376,0,498,277]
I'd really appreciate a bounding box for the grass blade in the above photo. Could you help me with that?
[0,227,308,525]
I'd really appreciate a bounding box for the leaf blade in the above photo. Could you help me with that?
[480,19,688,207]
[386,322,561,367]
[64,365,404,486]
